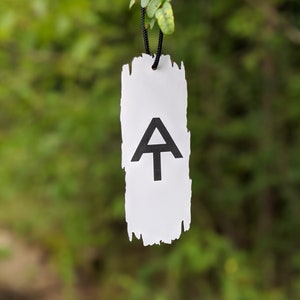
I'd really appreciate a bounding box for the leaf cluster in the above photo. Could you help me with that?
[130,0,174,34]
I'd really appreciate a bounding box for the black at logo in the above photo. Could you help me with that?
[131,118,183,181]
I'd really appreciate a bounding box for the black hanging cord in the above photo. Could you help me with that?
[151,30,163,70]
[141,7,164,70]
[141,7,150,55]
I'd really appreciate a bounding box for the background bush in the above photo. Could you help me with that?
[0,0,300,299]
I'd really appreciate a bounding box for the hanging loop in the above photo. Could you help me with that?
[151,30,163,70]
[141,7,164,70]
[141,7,150,55]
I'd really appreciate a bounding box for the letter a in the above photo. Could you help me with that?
[131,118,183,181]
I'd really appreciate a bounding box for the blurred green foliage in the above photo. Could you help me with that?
[0,0,300,299]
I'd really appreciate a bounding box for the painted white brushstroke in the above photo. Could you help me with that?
[120,54,191,246]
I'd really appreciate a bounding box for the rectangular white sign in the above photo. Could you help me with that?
[120,54,191,246]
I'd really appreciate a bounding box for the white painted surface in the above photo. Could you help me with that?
[121,54,191,246]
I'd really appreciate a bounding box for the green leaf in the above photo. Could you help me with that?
[141,0,150,8]
[129,0,136,8]
[146,0,163,18]
[148,17,156,29]
[145,15,156,30]
[155,2,174,35]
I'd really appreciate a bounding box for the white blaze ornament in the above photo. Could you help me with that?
[120,54,191,246]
